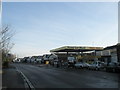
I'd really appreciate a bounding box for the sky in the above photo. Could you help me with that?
[2,2,118,58]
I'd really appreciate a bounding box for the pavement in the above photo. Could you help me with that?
[2,64,25,89]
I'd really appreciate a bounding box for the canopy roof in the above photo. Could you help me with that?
[50,46,103,52]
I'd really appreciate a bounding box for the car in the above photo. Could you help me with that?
[53,60,59,67]
[67,56,76,68]
[75,62,84,69]
[105,62,120,73]
[100,62,107,69]
[88,61,102,70]
[115,65,120,73]
[82,63,90,69]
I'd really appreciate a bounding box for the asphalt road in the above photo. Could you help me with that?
[13,63,120,88]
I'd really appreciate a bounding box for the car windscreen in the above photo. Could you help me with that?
[68,57,75,61]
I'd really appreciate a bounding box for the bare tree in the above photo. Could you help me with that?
[0,25,15,67]
[0,25,14,52]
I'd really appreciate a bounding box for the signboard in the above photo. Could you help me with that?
[50,46,103,52]
[46,61,49,64]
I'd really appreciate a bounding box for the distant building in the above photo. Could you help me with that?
[42,54,51,64]
[95,43,120,65]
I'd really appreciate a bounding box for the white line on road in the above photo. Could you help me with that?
[16,67,35,90]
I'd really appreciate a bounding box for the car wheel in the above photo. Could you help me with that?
[80,66,82,69]
[113,68,115,73]
[95,67,97,70]
[106,68,108,72]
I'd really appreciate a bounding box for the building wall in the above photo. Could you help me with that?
[96,51,103,56]
[111,53,117,63]
[96,45,118,64]
[111,48,117,63]
[117,43,120,62]
[102,50,111,56]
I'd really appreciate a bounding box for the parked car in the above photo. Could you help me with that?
[116,64,120,73]
[68,56,76,68]
[88,61,102,70]
[75,62,84,69]
[82,63,90,69]
[105,62,120,73]
[100,62,107,69]
[36,58,42,63]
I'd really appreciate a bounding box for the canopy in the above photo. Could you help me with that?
[50,46,103,52]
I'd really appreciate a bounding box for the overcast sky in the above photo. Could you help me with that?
[2,2,118,58]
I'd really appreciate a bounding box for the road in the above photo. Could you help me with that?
[13,63,119,88]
